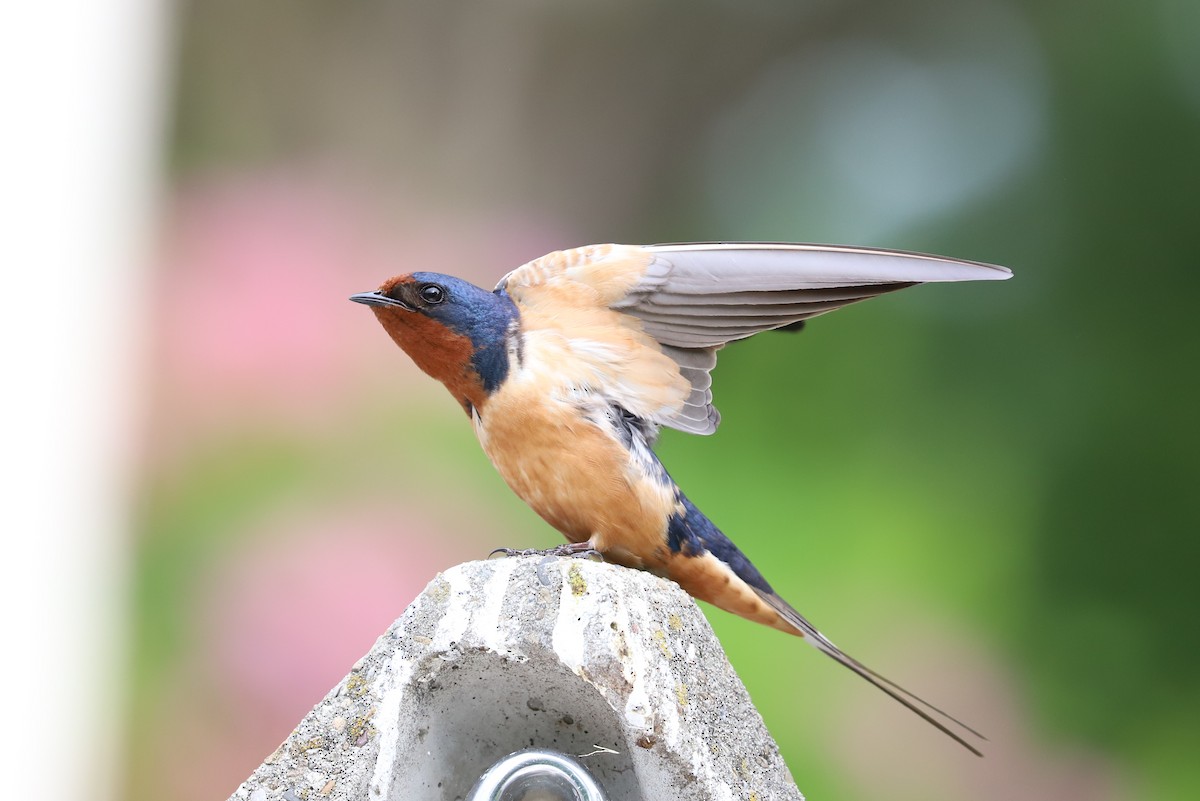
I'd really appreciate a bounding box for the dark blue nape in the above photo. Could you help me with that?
[666,494,774,594]
[410,272,520,394]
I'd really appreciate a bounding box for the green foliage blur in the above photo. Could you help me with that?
[132,2,1200,800]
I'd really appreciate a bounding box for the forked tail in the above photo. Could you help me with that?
[759,589,987,756]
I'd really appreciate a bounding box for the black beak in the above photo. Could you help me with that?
[349,291,413,310]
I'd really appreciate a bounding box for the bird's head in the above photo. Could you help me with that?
[351,272,520,413]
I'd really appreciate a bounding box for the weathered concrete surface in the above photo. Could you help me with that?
[228,557,802,801]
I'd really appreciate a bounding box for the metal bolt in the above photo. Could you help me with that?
[465,748,610,801]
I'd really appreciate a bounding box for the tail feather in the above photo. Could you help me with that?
[759,590,986,756]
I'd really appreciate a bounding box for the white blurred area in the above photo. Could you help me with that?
[0,3,168,799]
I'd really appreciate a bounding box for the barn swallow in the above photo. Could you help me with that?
[351,242,1010,755]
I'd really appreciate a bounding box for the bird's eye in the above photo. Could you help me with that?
[419,284,446,304]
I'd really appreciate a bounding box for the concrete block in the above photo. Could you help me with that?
[228,556,802,800]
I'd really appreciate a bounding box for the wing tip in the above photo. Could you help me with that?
[947,260,1013,281]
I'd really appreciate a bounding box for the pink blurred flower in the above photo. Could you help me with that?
[154,176,393,415]
[200,501,472,714]
[148,500,483,801]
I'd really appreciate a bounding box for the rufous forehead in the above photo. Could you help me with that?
[377,274,416,293]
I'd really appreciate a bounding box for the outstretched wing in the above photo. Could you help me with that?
[498,242,1010,437]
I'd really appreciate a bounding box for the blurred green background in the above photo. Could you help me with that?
[128,1,1200,800]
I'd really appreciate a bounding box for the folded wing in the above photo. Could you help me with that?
[498,242,1010,437]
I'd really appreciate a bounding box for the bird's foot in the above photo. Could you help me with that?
[488,542,604,561]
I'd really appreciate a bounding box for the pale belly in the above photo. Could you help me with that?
[473,383,678,568]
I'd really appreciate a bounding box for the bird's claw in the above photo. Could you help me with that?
[488,544,605,561]
[488,547,531,560]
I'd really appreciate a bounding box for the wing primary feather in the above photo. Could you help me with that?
[646,241,1010,279]
[644,243,1011,288]
[638,285,912,306]
[659,345,717,370]
[633,311,825,330]
[761,591,987,755]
